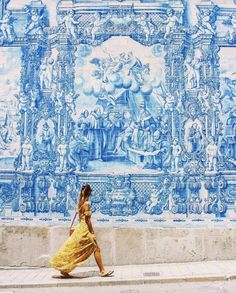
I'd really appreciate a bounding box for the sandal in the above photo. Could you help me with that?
[100,270,114,277]
[60,272,73,278]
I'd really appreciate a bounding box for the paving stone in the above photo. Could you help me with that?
[1,260,236,289]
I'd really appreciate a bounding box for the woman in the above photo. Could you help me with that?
[49,184,113,277]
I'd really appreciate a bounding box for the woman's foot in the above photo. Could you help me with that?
[99,270,114,277]
[60,271,72,278]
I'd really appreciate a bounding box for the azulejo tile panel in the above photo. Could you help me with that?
[0,0,235,226]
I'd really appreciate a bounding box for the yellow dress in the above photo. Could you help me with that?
[49,209,97,273]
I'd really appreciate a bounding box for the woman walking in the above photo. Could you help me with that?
[49,184,113,277]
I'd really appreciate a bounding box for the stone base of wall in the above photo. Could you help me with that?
[1,225,236,267]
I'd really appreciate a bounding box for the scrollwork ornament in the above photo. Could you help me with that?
[184,160,205,176]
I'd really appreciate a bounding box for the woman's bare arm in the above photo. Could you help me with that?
[83,202,95,234]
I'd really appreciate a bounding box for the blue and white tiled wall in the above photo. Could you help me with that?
[0,0,235,227]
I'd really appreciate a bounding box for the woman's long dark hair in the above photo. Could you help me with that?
[78,184,92,213]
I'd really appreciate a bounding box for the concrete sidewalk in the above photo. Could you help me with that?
[1,260,236,290]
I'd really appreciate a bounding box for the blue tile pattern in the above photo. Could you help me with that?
[0,0,235,225]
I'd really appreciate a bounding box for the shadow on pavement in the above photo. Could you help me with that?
[52,270,99,279]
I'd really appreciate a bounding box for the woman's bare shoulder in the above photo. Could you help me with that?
[83,201,90,210]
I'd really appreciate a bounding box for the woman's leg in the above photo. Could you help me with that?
[94,246,105,273]
[94,246,114,276]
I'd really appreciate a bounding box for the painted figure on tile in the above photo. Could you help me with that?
[90,12,110,41]
[171,138,182,172]
[40,62,47,89]
[88,107,103,160]
[0,10,15,43]
[130,122,140,149]
[142,124,156,152]
[148,130,163,170]
[221,76,236,115]
[198,89,210,112]
[68,132,79,172]
[145,180,170,215]
[65,91,77,113]
[109,112,122,152]
[68,124,89,171]
[224,14,236,43]
[60,10,80,39]
[21,137,33,171]
[36,109,55,152]
[57,137,68,172]
[228,14,236,43]
[206,136,218,172]
[195,9,215,36]
[185,55,196,89]
[127,52,150,84]
[145,186,159,214]
[176,91,184,114]
[188,123,203,153]
[192,56,201,88]
[77,125,90,171]
[30,88,40,113]
[137,105,155,150]
[163,8,180,38]
[114,111,133,155]
[78,110,89,127]
[25,8,44,35]
[41,122,54,152]
[40,57,55,90]
[15,92,30,112]
[54,90,64,114]
[101,110,113,156]
[138,13,156,41]
[223,111,236,160]
[164,93,175,110]
[160,121,172,170]
[0,114,13,150]
[212,90,223,111]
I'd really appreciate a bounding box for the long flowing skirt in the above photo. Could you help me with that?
[49,220,97,273]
